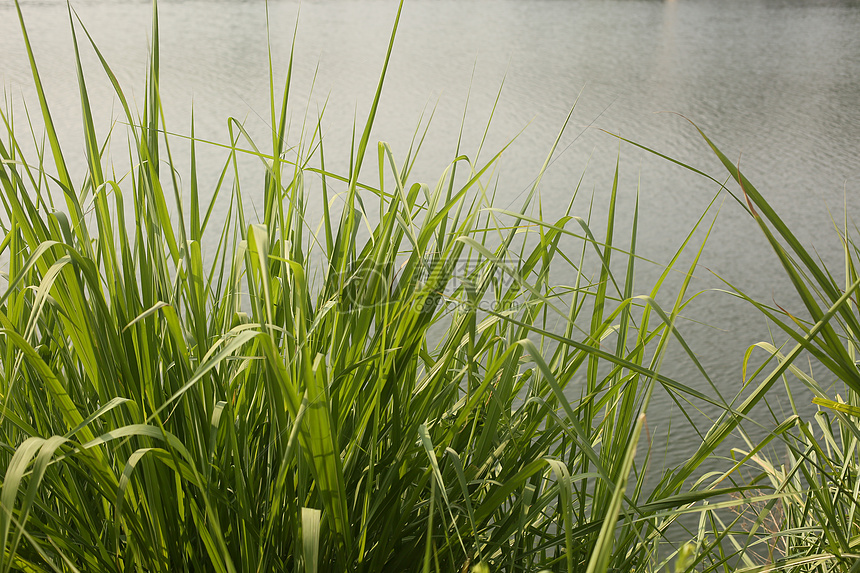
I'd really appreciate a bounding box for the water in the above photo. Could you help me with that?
[3,0,860,468]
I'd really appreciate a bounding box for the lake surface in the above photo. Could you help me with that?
[3,0,860,467]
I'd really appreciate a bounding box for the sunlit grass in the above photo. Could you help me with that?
[0,1,794,572]
[615,122,860,572]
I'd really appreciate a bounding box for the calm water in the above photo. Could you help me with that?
[3,0,860,466]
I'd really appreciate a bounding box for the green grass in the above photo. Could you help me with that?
[2,0,847,571]
[611,126,860,571]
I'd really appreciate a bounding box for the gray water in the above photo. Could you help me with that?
[3,0,860,468]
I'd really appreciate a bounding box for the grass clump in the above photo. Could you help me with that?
[633,129,860,573]
[604,119,860,571]
[0,1,766,572]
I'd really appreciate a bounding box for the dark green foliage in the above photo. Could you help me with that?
[0,2,761,572]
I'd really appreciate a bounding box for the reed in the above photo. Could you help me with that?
[0,1,761,571]
[615,124,860,572]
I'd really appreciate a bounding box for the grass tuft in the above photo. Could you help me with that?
[0,1,811,572]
